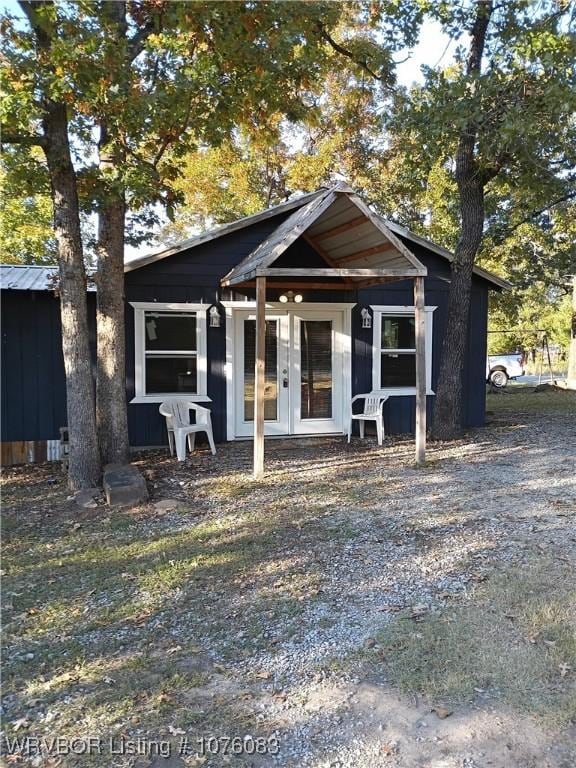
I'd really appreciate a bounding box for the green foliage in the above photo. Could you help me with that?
[0,190,56,264]
[2,1,415,251]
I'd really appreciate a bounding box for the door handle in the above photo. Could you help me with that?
[283,378,289,388]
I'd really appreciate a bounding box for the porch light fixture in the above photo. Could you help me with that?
[279,291,303,304]
[361,307,372,329]
[209,305,221,327]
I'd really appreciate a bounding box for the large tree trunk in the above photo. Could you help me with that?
[568,275,576,389]
[432,176,485,439]
[95,0,130,465]
[432,0,494,441]
[96,190,130,464]
[42,101,101,488]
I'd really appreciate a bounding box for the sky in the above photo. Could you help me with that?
[1,0,457,259]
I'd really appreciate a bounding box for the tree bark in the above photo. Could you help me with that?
[96,186,130,464]
[42,100,101,488]
[567,274,576,389]
[95,0,130,465]
[19,0,101,488]
[432,0,494,441]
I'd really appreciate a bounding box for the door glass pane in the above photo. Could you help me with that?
[301,320,332,419]
[244,319,278,421]
[380,352,415,387]
[381,316,415,349]
[146,355,197,393]
[145,312,197,351]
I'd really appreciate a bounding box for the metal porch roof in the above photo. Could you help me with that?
[221,184,427,288]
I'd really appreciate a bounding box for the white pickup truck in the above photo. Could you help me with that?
[486,353,525,388]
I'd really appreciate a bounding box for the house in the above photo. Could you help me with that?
[0,185,508,467]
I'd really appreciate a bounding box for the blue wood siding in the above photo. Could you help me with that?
[1,218,491,446]
[2,291,68,441]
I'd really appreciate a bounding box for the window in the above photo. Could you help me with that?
[371,306,436,395]
[130,303,209,403]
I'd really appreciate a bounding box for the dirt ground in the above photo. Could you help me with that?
[2,394,575,768]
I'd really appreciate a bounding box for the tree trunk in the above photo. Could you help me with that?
[432,178,484,440]
[96,191,130,464]
[432,0,494,441]
[42,101,101,489]
[567,275,576,389]
[95,0,130,465]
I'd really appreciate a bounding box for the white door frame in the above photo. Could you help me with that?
[224,302,354,440]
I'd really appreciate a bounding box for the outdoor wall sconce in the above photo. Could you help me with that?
[279,291,303,304]
[361,307,372,329]
[209,305,221,327]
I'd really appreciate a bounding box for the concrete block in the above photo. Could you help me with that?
[103,463,148,507]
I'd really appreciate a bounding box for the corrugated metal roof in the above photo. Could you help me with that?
[124,188,327,273]
[221,185,427,287]
[0,265,60,291]
[0,264,97,292]
[125,185,508,291]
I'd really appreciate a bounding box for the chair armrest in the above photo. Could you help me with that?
[350,394,367,405]
[159,403,171,418]
[188,402,212,425]
[188,402,210,416]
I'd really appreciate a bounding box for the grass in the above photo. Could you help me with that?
[487,385,576,414]
[2,419,574,764]
[1,464,333,763]
[375,558,576,727]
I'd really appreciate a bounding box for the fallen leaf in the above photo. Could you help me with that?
[256,671,271,680]
[559,663,571,678]
[168,725,186,735]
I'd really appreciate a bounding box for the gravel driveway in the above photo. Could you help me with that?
[2,408,575,768]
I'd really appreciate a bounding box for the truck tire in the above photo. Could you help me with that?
[490,369,509,388]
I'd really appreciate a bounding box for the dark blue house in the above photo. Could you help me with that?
[1,186,507,463]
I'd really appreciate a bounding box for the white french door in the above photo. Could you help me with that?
[291,311,343,434]
[231,306,349,438]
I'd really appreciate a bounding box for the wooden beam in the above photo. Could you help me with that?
[260,267,424,278]
[253,276,266,479]
[414,276,426,466]
[333,243,397,265]
[301,233,341,268]
[313,215,366,241]
[351,277,406,288]
[241,281,355,290]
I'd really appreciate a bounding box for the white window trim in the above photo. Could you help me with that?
[370,305,437,396]
[129,302,210,404]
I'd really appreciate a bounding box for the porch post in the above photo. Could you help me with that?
[254,276,266,479]
[414,276,426,465]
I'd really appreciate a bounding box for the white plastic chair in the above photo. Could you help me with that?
[347,393,389,446]
[159,400,216,461]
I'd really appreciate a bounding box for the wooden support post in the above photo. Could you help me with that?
[414,276,426,465]
[253,276,266,479]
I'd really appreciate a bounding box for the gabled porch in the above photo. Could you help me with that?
[220,184,429,477]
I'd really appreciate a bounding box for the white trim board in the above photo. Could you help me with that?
[370,305,436,396]
[129,301,209,404]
